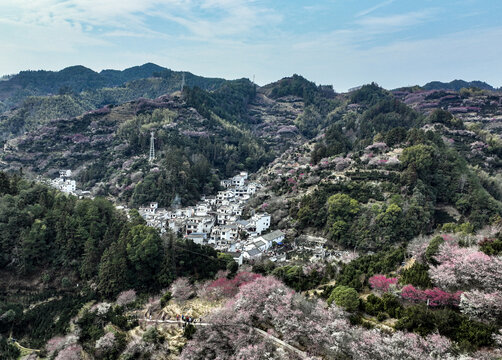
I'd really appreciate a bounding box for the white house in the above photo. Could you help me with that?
[260,230,285,245]
[51,178,77,194]
[186,233,206,245]
[59,169,72,178]
[231,174,246,187]
[220,179,232,188]
[249,213,271,234]
[243,247,262,260]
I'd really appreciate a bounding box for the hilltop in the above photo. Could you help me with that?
[422,79,498,92]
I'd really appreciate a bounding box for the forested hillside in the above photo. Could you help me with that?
[0,172,230,352]
[0,77,339,207]
[0,63,226,113]
[0,65,227,139]
[249,83,502,252]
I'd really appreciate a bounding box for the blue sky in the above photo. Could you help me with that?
[0,0,501,91]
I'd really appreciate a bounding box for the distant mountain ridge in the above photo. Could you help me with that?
[0,63,226,111]
[422,79,497,91]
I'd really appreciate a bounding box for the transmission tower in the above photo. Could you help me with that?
[181,72,185,92]
[149,131,155,162]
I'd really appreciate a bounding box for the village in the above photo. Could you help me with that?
[46,169,353,266]
[137,171,288,266]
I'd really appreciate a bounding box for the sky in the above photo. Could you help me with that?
[0,0,501,91]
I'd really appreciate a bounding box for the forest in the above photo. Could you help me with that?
[0,172,232,349]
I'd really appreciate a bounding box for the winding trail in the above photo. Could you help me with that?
[139,317,310,359]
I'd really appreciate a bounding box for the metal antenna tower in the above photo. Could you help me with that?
[149,131,155,162]
[181,72,185,92]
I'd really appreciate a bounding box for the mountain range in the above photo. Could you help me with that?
[1,64,502,359]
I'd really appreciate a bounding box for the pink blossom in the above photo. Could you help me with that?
[401,285,462,307]
[401,285,427,303]
[429,242,502,292]
[169,277,195,302]
[204,272,262,300]
[423,288,462,307]
[54,344,83,360]
[369,274,398,292]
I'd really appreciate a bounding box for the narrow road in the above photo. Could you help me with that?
[140,317,310,359]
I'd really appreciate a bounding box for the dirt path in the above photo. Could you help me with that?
[140,317,311,359]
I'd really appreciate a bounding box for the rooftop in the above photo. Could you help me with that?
[246,248,261,256]
[261,230,285,241]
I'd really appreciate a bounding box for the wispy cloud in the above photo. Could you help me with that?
[0,1,501,91]
[355,9,437,29]
[355,0,395,18]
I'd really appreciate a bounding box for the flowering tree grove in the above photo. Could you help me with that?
[181,276,458,360]
[460,290,502,323]
[369,274,398,292]
[429,242,502,292]
[401,285,462,307]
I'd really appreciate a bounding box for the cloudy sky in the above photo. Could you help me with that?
[0,0,501,91]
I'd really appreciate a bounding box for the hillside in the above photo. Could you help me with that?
[0,78,327,207]
[0,66,228,140]
[1,71,502,360]
[245,84,502,252]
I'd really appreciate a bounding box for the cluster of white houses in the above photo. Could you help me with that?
[48,170,90,197]
[138,172,285,265]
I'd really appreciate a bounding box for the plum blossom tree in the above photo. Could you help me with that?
[460,290,502,323]
[429,242,502,292]
[369,274,398,293]
[54,344,83,360]
[169,277,195,302]
[181,276,457,359]
[95,332,116,357]
[46,335,78,358]
[407,235,430,263]
[203,272,262,300]
[116,289,136,306]
[401,285,427,303]
[401,285,462,307]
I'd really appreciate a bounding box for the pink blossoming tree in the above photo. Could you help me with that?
[429,242,502,292]
[369,274,398,293]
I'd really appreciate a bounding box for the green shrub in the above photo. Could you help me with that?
[0,335,19,360]
[142,326,165,344]
[327,286,359,312]
[425,236,444,264]
[377,312,387,322]
[399,262,432,288]
[160,292,172,308]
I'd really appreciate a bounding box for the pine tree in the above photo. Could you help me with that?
[98,241,128,298]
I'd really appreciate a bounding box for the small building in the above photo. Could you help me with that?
[59,169,72,178]
[261,230,285,245]
[227,251,244,266]
[186,233,206,245]
[243,247,262,260]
